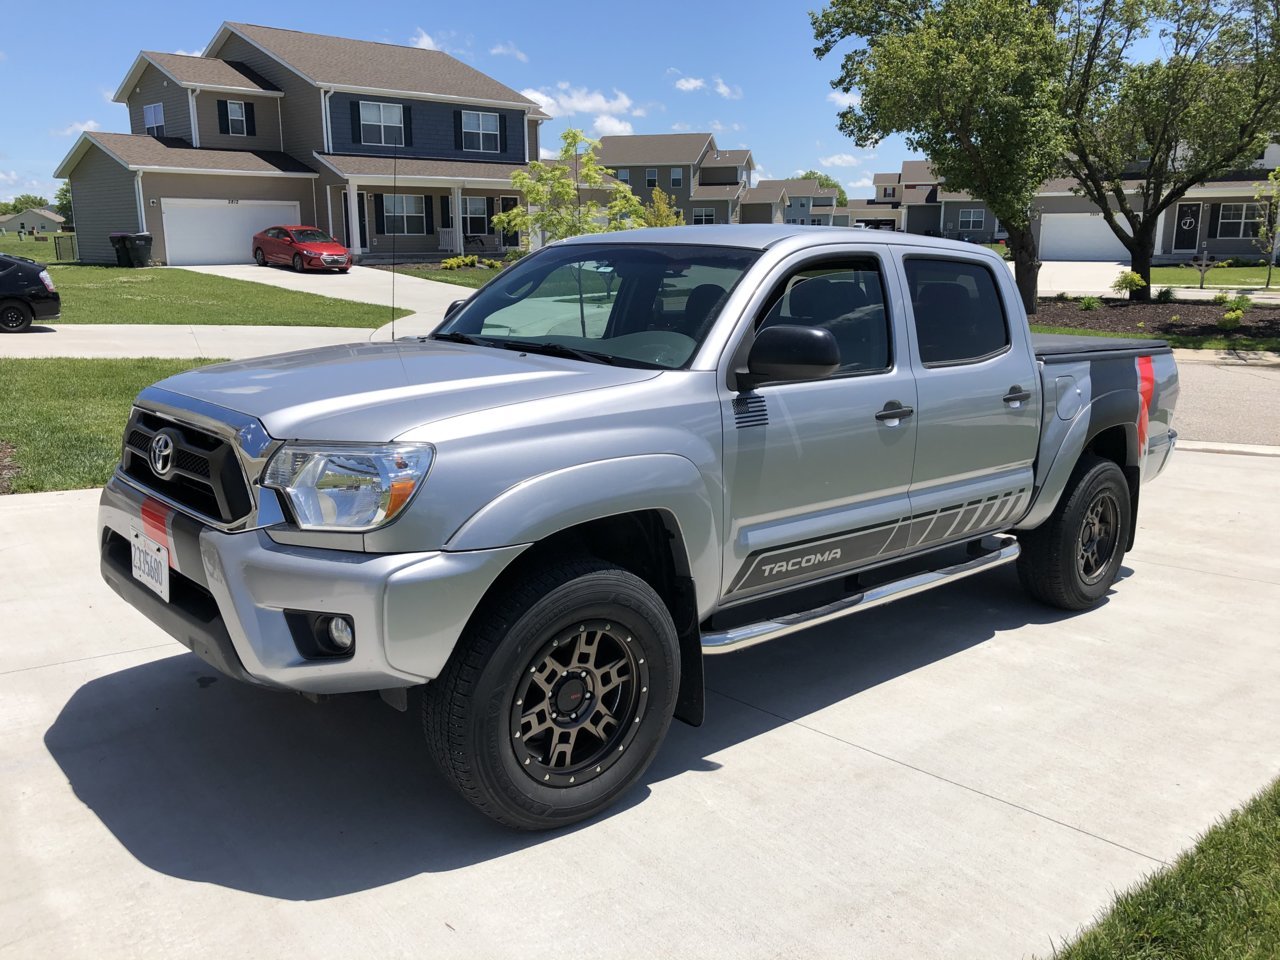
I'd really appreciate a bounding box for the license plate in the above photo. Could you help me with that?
[130,526,170,602]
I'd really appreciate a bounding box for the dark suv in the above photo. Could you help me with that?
[0,253,61,332]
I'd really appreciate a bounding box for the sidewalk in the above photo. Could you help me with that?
[0,324,372,359]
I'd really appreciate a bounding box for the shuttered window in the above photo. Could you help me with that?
[360,102,404,146]
[462,111,500,152]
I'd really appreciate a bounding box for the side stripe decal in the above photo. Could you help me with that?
[1136,355,1155,455]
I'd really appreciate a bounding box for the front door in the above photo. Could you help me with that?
[899,254,1040,543]
[1173,202,1201,252]
[721,251,918,604]
[500,195,519,248]
[341,191,367,250]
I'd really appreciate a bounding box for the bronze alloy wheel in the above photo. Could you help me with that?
[1077,490,1120,585]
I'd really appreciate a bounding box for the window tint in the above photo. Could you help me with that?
[758,258,891,375]
[903,258,1009,365]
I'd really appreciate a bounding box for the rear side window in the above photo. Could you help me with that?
[903,258,1009,366]
[757,257,891,375]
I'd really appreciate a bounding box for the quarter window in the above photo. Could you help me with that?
[360,101,404,146]
[462,111,500,152]
[693,208,715,225]
[646,168,658,188]
[143,103,164,137]
[1217,202,1266,239]
[670,167,683,188]
[958,208,984,231]
[462,196,489,235]
[904,258,1009,366]
[227,100,247,136]
[384,194,426,234]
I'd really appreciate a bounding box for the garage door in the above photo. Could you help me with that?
[161,198,301,266]
[1039,212,1131,261]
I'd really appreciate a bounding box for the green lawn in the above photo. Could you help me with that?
[0,233,73,263]
[1150,265,1277,289]
[1044,776,1280,959]
[1030,323,1280,352]
[0,358,223,493]
[390,265,496,289]
[40,265,409,327]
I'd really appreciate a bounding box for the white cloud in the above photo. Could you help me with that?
[521,83,633,119]
[0,170,18,184]
[539,146,558,160]
[713,76,742,100]
[521,88,559,117]
[410,28,439,50]
[671,122,691,131]
[631,107,647,118]
[846,175,874,190]
[172,48,203,57]
[489,40,527,62]
[56,120,101,136]
[819,153,864,168]
[827,90,860,108]
[708,120,743,134]
[675,77,705,92]
[99,87,117,104]
[594,114,634,136]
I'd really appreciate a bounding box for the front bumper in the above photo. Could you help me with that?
[99,473,525,694]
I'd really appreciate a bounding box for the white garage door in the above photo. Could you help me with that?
[161,198,301,266]
[1039,212,1131,261]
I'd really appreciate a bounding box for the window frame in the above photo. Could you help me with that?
[227,99,247,137]
[883,185,896,198]
[383,193,427,235]
[645,168,658,188]
[143,102,165,137]
[359,101,404,147]
[693,208,716,225]
[957,208,984,231]
[615,168,629,184]
[1217,202,1266,239]
[462,110,501,153]
[901,254,1012,369]
[670,167,684,189]
[462,196,489,236]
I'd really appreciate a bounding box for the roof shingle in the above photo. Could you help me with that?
[143,52,279,93]
[85,133,315,174]
[598,133,713,166]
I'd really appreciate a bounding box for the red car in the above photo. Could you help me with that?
[252,225,351,273]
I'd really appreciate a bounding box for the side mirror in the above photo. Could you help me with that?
[444,298,469,319]
[282,236,294,244]
[738,325,840,391]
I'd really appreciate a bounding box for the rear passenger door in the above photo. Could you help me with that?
[898,254,1040,543]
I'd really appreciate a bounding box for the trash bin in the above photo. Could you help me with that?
[124,233,153,267]
[108,232,131,267]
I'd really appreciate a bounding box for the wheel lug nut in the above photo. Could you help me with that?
[570,712,578,719]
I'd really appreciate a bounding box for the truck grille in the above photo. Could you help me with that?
[121,409,254,524]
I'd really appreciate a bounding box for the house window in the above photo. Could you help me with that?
[883,186,896,198]
[693,208,715,225]
[1217,202,1266,239]
[958,208,984,231]
[384,194,426,234]
[462,111,500,152]
[646,168,658,188]
[143,103,164,137]
[810,219,823,225]
[670,167,683,189]
[227,100,247,136]
[462,196,489,236]
[360,101,404,146]
[616,169,629,184]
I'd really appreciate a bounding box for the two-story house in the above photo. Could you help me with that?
[55,22,548,265]
[767,179,840,225]
[597,134,754,225]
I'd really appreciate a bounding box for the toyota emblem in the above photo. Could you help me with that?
[149,432,175,477]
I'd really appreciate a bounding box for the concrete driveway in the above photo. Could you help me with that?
[2,448,1277,958]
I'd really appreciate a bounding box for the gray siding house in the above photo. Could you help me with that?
[598,134,753,224]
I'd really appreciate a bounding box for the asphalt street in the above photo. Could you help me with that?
[1174,354,1280,444]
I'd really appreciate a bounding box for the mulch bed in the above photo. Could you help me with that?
[1031,297,1280,341]
[0,441,18,495]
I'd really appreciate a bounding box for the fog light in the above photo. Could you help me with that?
[327,616,355,650]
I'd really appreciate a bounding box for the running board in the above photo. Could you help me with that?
[701,536,1020,653]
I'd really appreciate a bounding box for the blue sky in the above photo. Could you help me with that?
[0,0,921,205]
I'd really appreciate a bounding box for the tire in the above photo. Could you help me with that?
[1017,454,1131,610]
[292,253,304,272]
[0,301,33,333]
[254,248,267,267]
[422,558,680,830]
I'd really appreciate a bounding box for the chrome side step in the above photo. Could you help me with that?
[701,535,1020,653]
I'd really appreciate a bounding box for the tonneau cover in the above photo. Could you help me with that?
[1033,333,1171,362]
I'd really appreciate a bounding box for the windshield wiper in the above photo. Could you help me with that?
[497,340,623,366]
[430,331,489,346]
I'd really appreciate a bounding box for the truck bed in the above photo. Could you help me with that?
[1032,333,1172,363]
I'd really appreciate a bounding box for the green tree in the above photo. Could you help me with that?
[53,183,73,223]
[797,170,848,207]
[1254,168,1280,289]
[813,0,1067,314]
[1059,0,1280,299]
[6,193,51,214]
[641,186,685,227]
[492,128,643,247]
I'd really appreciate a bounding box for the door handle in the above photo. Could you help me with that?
[1002,385,1032,405]
[875,401,914,423]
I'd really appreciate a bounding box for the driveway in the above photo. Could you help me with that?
[2,448,1277,958]
[1016,260,1280,303]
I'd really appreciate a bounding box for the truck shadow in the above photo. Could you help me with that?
[43,565,1122,901]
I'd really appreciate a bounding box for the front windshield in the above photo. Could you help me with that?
[433,243,760,369]
[292,228,336,244]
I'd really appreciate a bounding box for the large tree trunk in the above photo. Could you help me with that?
[1005,224,1041,316]
[1128,228,1156,301]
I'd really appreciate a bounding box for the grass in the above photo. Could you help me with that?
[40,265,410,327]
[1030,323,1280,352]
[389,264,495,289]
[0,358,224,493]
[0,232,73,262]
[1044,776,1280,959]
[1149,265,1277,289]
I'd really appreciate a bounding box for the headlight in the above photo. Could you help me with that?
[262,443,434,531]
[301,249,318,257]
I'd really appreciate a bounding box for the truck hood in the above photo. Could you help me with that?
[149,339,662,441]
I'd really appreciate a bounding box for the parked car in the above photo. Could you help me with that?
[0,253,60,332]
[252,225,351,273]
[98,226,1178,830]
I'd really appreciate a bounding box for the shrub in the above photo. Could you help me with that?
[1110,269,1147,295]
[1053,291,1071,302]
[480,258,503,269]
[1212,291,1231,305]
[441,255,479,269]
[503,248,528,263]
[1154,286,1176,303]
[1213,258,1234,268]
[1170,314,1181,324]
[1228,294,1253,312]
[1219,309,1244,330]
[1079,296,1102,311]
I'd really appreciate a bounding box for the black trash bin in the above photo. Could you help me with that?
[108,232,131,267]
[124,233,153,267]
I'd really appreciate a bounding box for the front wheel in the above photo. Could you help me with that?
[254,247,267,266]
[292,253,304,272]
[422,559,680,830]
[1017,454,1131,610]
[0,301,33,333]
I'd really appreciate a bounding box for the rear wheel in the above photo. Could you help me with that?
[254,247,267,266]
[422,558,680,830]
[292,253,304,272]
[0,301,33,333]
[1017,454,1131,610]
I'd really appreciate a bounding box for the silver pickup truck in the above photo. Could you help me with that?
[98,226,1178,829]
